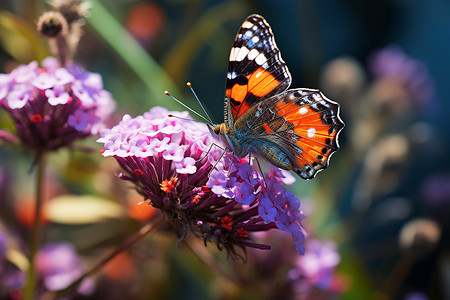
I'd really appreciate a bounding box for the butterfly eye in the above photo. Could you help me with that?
[214,126,221,135]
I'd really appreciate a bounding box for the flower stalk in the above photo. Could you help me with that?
[23,153,47,300]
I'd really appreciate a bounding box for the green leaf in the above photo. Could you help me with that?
[0,10,49,63]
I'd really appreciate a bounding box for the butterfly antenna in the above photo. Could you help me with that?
[164,90,211,124]
[167,113,208,124]
[187,82,213,124]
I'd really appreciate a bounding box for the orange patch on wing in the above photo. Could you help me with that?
[227,67,281,120]
[297,138,327,157]
[294,126,336,142]
[234,101,252,120]
[247,67,280,97]
[273,102,319,125]
[226,84,251,120]
[273,101,338,149]
[226,85,247,106]
[272,100,339,169]
[262,123,274,133]
[295,113,328,126]
[294,134,334,170]
[295,154,318,169]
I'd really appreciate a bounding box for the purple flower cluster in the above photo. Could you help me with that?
[288,239,341,296]
[368,45,435,107]
[207,153,306,254]
[98,107,306,255]
[0,57,115,153]
[36,243,94,294]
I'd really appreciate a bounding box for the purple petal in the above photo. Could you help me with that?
[176,157,197,174]
[32,72,54,90]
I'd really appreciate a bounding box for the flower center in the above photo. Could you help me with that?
[160,177,178,193]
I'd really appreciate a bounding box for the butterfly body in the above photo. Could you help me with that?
[210,14,344,179]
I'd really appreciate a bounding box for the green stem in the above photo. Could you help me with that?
[24,153,47,300]
[87,0,180,108]
[42,215,165,300]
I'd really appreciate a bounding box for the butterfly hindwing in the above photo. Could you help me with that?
[236,88,344,179]
[225,14,291,122]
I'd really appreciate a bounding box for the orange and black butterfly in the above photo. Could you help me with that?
[208,14,344,179]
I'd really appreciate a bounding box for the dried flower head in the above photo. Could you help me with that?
[399,218,441,255]
[37,11,68,38]
[98,107,307,256]
[37,0,90,65]
[0,57,116,154]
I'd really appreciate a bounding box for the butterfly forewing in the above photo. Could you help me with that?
[225,14,291,122]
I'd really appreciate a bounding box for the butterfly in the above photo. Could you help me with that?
[207,14,344,179]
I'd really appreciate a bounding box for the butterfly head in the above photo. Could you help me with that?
[208,123,227,136]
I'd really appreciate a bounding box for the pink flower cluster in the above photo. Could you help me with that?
[0,57,115,152]
[98,107,307,255]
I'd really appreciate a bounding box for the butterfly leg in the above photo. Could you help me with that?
[247,152,252,181]
[253,156,268,192]
[207,145,232,176]
[227,151,236,177]
[195,142,225,163]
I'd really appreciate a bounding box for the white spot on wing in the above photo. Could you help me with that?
[251,36,259,43]
[241,21,253,29]
[227,71,237,80]
[229,47,237,60]
[248,49,259,60]
[313,93,323,101]
[255,53,267,65]
[307,128,316,138]
[299,107,308,115]
[255,71,262,78]
[236,46,250,61]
